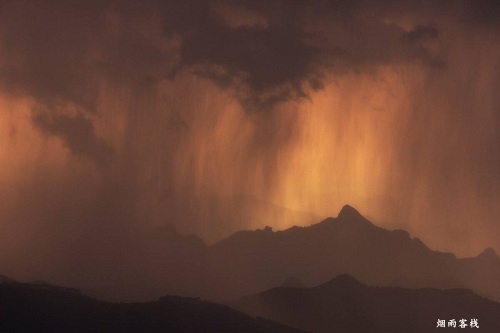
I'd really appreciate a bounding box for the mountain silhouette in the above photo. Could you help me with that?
[231,274,500,333]
[3,205,500,331]
[208,205,500,301]
[0,281,303,333]
[16,204,499,306]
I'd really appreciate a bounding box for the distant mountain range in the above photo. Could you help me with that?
[231,274,500,333]
[4,273,498,332]
[2,204,500,331]
[0,281,303,333]
[207,205,500,301]
[3,205,500,306]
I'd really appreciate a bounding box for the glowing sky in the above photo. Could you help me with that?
[0,0,499,282]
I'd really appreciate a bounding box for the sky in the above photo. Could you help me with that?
[0,0,499,283]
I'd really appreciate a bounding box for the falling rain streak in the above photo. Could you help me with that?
[0,0,498,288]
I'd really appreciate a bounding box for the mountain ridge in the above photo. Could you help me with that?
[4,204,498,305]
[209,205,500,302]
[231,274,500,333]
[0,281,304,333]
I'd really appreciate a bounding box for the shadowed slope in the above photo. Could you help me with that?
[0,274,15,283]
[12,204,498,305]
[210,205,500,301]
[0,282,303,333]
[231,274,500,333]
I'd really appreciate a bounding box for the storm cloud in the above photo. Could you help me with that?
[0,0,498,292]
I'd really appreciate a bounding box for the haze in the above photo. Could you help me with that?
[0,0,498,287]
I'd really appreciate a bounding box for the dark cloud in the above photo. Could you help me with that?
[149,0,324,110]
[405,25,439,41]
[33,111,114,164]
[147,0,453,110]
[463,0,500,28]
[183,25,321,110]
[0,0,488,114]
[0,0,105,110]
[401,25,444,68]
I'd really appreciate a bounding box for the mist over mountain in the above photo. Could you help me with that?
[2,205,500,331]
[0,281,303,333]
[207,205,500,302]
[38,204,499,304]
[231,274,500,333]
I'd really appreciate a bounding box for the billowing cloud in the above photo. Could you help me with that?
[33,110,114,164]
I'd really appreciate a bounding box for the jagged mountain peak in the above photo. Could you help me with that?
[313,205,369,228]
[337,205,362,219]
[336,205,374,227]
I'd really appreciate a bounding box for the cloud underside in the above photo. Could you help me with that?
[0,0,498,266]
